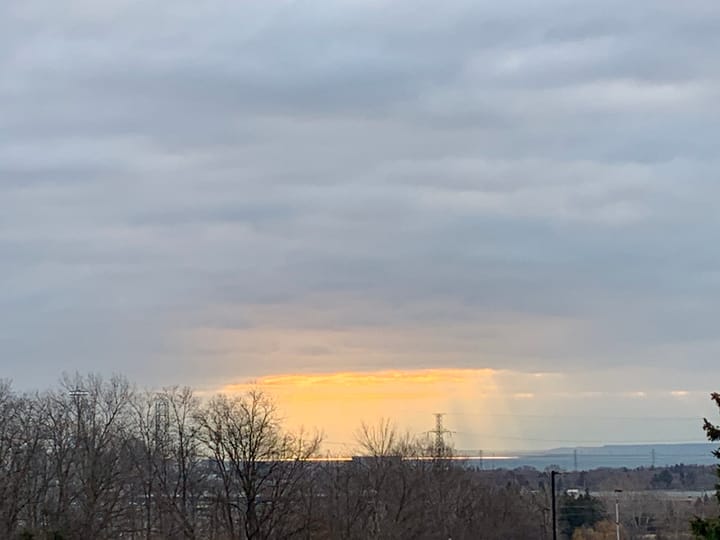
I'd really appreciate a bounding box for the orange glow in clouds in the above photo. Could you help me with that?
[220,368,501,452]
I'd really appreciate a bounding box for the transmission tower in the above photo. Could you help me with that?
[429,413,452,457]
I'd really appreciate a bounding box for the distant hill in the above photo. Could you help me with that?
[545,442,716,457]
[458,443,718,470]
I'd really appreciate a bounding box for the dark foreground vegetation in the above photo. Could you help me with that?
[0,374,718,539]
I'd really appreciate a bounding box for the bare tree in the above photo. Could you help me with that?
[0,382,47,537]
[317,419,443,540]
[355,419,400,458]
[198,389,321,540]
[157,386,207,539]
[40,384,80,536]
[52,373,134,539]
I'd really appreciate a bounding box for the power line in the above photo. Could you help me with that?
[442,412,704,421]
[452,431,710,445]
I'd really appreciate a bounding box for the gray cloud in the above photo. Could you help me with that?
[1,0,720,390]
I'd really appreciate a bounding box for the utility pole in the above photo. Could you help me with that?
[614,489,623,540]
[551,470,559,540]
[69,388,89,440]
[155,394,170,449]
[573,449,578,471]
[651,448,656,468]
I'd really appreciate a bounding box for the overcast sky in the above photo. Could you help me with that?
[2,0,720,448]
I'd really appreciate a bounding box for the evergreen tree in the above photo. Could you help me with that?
[691,392,720,539]
[559,490,605,538]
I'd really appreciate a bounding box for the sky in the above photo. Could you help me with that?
[2,0,720,451]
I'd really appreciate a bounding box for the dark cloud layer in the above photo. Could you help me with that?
[2,0,720,389]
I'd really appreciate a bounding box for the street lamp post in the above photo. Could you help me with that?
[614,489,623,540]
[551,471,560,540]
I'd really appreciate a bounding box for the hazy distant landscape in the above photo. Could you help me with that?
[469,443,720,470]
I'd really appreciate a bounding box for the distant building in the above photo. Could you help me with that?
[565,488,581,499]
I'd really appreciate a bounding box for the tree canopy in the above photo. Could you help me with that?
[691,392,720,539]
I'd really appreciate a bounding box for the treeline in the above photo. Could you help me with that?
[480,468,717,538]
[479,464,717,493]
[0,374,550,540]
